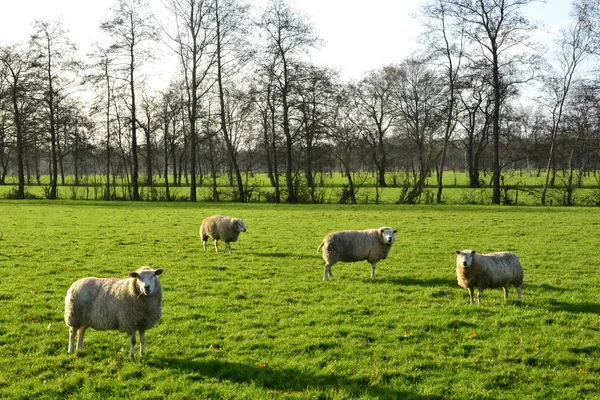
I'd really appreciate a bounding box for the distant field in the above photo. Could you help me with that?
[1,201,599,399]
[2,170,600,205]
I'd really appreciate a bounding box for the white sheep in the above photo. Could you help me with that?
[317,227,397,280]
[455,250,523,305]
[64,266,164,357]
[200,215,246,253]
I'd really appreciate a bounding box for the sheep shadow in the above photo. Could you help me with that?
[547,301,600,315]
[149,357,430,399]
[374,277,457,288]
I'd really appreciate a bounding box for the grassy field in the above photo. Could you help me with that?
[1,201,599,399]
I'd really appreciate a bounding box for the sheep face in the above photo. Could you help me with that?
[234,219,247,233]
[129,268,164,295]
[380,228,397,245]
[456,250,476,268]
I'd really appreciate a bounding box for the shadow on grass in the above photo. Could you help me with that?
[253,252,298,258]
[150,357,437,399]
[548,301,600,315]
[374,277,457,288]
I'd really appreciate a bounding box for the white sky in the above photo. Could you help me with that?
[0,0,573,83]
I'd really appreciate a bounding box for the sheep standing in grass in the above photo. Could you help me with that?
[64,266,164,357]
[455,250,523,305]
[200,215,246,253]
[317,227,397,280]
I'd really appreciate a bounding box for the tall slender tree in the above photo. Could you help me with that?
[30,19,79,199]
[214,0,251,201]
[164,0,216,202]
[541,0,600,205]
[258,0,320,203]
[445,0,541,204]
[100,0,159,200]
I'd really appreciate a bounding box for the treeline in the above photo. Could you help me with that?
[1,0,600,205]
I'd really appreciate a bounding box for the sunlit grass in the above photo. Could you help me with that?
[0,201,599,398]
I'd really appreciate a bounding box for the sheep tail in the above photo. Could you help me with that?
[317,242,324,254]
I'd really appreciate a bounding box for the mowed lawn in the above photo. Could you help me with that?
[0,201,599,399]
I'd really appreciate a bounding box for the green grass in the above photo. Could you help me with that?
[3,170,600,205]
[1,201,600,399]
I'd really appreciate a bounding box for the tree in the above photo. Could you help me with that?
[350,67,396,190]
[390,58,446,204]
[540,0,600,205]
[214,0,251,202]
[101,0,160,200]
[164,0,216,202]
[87,43,117,200]
[294,63,337,202]
[445,0,541,204]
[419,0,465,203]
[0,44,40,199]
[30,19,80,199]
[258,0,320,203]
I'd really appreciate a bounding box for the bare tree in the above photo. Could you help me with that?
[419,0,465,203]
[101,0,160,200]
[214,0,251,201]
[258,0,320,203]
[163,0,216,201]
[86,43,118,200]
[350,66,396,190]
[30,19,80,199]
[391,58,446,204]
[0,44,40,199]
[445,0,541,204]
[540,0,600,205]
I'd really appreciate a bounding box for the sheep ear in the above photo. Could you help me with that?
[455,250,461,254]
[128,272,139,278]
[154,269,164,276]
[393,230,398,233]
[471,250,476,255]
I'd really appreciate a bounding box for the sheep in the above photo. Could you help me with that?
[64,266,164,357]
[317,227,397,280]
[199,215,247,254]
[455,250,523,305]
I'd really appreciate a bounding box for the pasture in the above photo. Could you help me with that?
[0,201,599,399]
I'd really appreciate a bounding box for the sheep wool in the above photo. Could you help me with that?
[200,215,246,253]
[317,227,397,280]
[455,250,523,305]
[64,266,164,357]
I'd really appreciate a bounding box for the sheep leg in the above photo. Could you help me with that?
[76,326,87,350]
[129,333,136,357]
[202,240,207,252]
[516,286,522,301]
[213,240,219,253]
[68,326,76,353]
[139,330,146,356]
[370,263,376,279]
[467,287,475,305]
[225,243,232,254]
[323,264,332,281]
[503,286,509,300]
[477,289,483,305]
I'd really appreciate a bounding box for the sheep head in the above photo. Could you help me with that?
[129,267,164,295]
[456,250,476,268]
[379,227,397,245]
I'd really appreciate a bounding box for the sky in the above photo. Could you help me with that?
[0,0,573,83]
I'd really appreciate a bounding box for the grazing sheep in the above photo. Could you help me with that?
[64,266,164,357]
[200,215,247,253]
[317,227,397,280]
[455,250,523,305]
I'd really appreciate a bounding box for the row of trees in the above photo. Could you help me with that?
[1,0,600,204]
